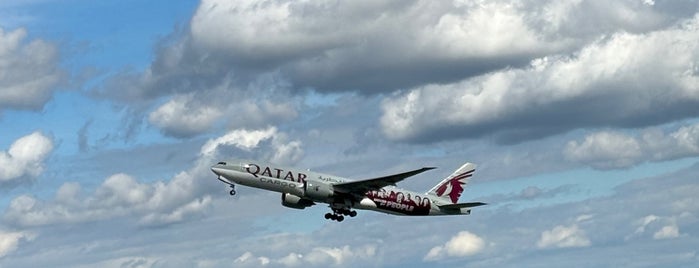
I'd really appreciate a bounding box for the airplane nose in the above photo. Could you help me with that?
[211,166,224,176]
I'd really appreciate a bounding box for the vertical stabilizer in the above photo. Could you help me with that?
[426,162,476,204]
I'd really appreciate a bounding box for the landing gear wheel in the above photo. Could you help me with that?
[325,213,332,219]
[337,215,344,222]
[349,211,357,217]
[228,185,236,196]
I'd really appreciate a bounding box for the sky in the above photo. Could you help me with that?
[1,0,698,267]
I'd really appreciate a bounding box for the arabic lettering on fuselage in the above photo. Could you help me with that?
[317,176,342,183]
[245,163,307,183]
[366,189,431,215]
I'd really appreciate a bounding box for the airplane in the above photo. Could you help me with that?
[211,159,486,222]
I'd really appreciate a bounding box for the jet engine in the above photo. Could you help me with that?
[281,193,314,209]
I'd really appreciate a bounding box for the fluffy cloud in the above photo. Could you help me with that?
[653,224,680,240]
[233,244,377,267]
[0,231,35,258]
[147,77,298,138]
[537,224,591,249]
[3,127,302,227]
[631,214,682,240]
[148,94,224,138]
[201,126,303,165]
[0,132,53,187]
[424,231,485,261]
[564,131,643,169]
[304,245,377,266]
[3,173,213,227]
[565,123,699,169]
[0,27,63,113]
[381,15,699,143]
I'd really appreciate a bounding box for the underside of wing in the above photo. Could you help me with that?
[438,202,487,209]
[333,167,435,194]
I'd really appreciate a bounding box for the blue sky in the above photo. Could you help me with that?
[1,0,699,267]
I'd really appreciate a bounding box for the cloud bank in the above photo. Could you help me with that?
[381,15,699,143]
[565,123,699,169]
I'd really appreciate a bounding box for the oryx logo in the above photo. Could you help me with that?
[435,170,473,203]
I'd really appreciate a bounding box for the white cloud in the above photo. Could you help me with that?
[564,122,699,169]
[3,173,213,227]
[138,195,213,226]
[634,214,660,234]
[0,231,35,258]
[70,256,158,268]
[0,27,63,112]
[200,126,303,165]
[148,94,224,138]
[424,231,485,261]
[426,1,557,57]
[380,15,699,143]
[537,224,591,249]
[575,214,594,223]
[304,245,377,266]
[631,214,681,240]
[147,79,298,138]
[276,253,302,267]
[653,224,680,240]
[200,127,278,155]
[564,131,643,169]
[234,251,271,267]
[0,132,53,186]
[232,245,376,267]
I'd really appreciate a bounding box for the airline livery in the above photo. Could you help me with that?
[211,159,486,222]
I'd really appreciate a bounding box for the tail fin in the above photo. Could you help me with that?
[426,162,476,204]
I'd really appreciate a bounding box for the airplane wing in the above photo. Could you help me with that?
[333,167,435,194]
[438,202,487,209]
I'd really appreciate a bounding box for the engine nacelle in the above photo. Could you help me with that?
[281,193,314,209]
[304,179,334,201]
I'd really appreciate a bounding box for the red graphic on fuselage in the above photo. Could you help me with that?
[366,189,431,215]
[435,170,473,203]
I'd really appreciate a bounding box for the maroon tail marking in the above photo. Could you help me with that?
[435,170,473,203]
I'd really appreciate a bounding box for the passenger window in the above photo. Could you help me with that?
[217,162,227,165]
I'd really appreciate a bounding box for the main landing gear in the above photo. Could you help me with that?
[324,208,358,222]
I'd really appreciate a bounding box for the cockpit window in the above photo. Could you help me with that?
[217,162,227,165]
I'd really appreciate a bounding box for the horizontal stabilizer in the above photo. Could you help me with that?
[438,202,487,210]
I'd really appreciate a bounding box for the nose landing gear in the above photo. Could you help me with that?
[229,184,236,196]
[217,175,237,196]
